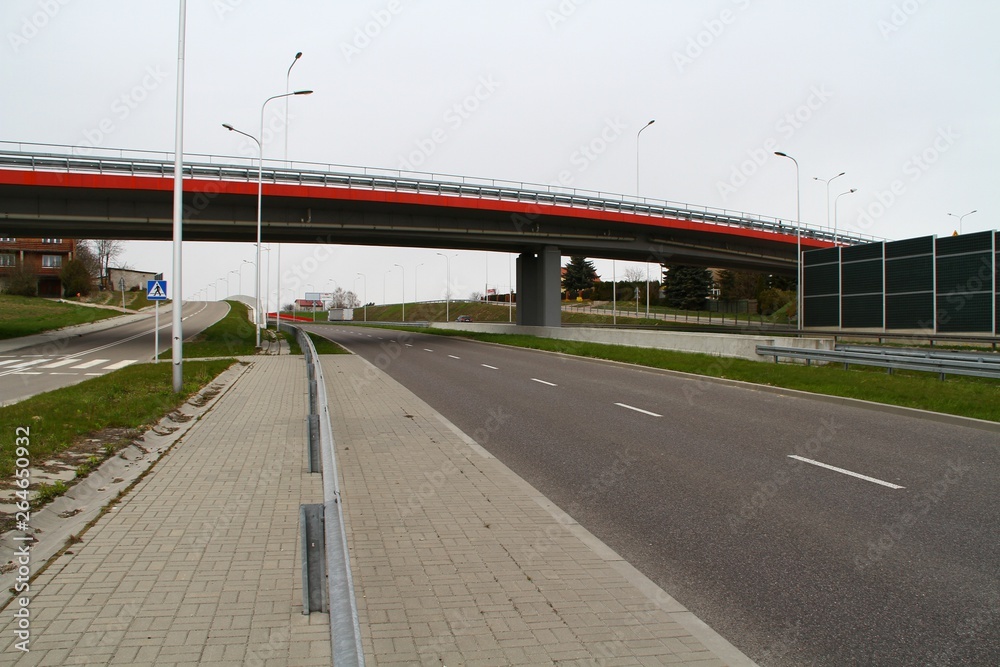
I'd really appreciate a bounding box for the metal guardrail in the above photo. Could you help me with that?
[289,324,366,666]
[757,344,1000,380]
[0,140,884,246]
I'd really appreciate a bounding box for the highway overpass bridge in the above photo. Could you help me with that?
[0,142,879,326]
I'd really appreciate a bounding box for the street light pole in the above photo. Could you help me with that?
[813,171,845,234]
[415,263,424,308]
[356,273,367,322]
[833,188,857,245]
[947,209,977,235]
[636,119,655,197]
[223,89,312,349]
[170,0,187,393]
[774,151,802,331]
[394,263,405,322]
[436,252,452,322]
[276,51,302,331]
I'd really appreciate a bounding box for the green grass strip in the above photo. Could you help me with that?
[165,300,257,358]
[307,331,349,354]
[366,326,1000,423]
[0,358,236,478]
[0,295,122,340]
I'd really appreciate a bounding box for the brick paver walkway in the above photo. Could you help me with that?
[0,357,330,666]
[324,355,746,666]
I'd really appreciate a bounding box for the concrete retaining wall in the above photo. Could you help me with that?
[428,323,834,361]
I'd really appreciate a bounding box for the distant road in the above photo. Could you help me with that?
[0,301,228,405]
[306,324,999,667]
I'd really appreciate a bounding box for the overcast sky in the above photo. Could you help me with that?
[3,1,997,305]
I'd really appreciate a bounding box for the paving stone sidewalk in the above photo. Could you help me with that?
[0,357,330,666]
[323,355,753,666]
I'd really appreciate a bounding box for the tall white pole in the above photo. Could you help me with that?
[171,0,186,392]
[277,52,301,335]
[775,152,801,331]
[833,188,857,245]
[814,171,845,234]
[394,263,405,322]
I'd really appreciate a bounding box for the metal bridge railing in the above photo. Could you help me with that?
[0,140,884,246]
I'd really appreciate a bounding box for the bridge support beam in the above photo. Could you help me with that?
[516,246,562,327]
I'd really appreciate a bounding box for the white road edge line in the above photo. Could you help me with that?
[531,378,557,387]
[615,403,662,417]
[481,364,498,370]
[787,455,905,489]
[423,349,434,352]
[448,355,461,360]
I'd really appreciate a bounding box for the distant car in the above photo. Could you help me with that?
[456,315,472,322]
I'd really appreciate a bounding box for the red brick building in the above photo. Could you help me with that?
[0,237,77,297]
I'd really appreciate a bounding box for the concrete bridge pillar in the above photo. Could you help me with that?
[516,246,562,327]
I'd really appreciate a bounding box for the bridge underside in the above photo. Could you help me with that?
[0,172,816,326]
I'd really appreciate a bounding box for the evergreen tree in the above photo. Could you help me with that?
[662,265,714,310]
[718,270,764,301]
[60,259,94,297]
[562,256,599,294]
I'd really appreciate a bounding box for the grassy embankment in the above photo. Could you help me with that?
[350,301,790,329]
[67,291,164,311]
[162,300,257,358]
[0,295,123,340]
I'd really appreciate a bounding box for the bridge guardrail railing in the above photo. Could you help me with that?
[0,140,885,247]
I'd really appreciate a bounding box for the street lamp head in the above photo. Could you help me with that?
[293,89,313,96]
[646,119,655,126]
[849,188,857,193]
[774,151,789,158]
[294,51,302,60]
[222,123,235,131]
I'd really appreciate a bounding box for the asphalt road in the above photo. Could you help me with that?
[0,300,228,405]
[306,323,1000,667]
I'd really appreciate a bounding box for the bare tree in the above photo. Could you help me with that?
[328,287,361,309]
[90,240,125,288]
[623,266,645,283]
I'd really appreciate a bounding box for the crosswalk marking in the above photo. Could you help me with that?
[70,358,110,369]
[38,359,77,369]
[9,359,51,369]
[103,359,137,370]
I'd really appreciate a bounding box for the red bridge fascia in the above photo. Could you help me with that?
[0,168,831,250]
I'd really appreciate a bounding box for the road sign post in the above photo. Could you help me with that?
[147,279,168,364]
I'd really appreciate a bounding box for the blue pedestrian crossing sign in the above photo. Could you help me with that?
[147,280,168,300]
